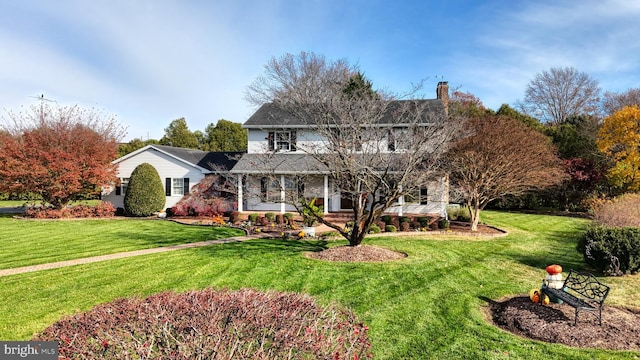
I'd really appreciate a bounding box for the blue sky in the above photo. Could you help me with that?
[1,0,639,141]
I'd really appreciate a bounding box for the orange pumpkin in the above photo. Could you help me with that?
[545,264,563,275]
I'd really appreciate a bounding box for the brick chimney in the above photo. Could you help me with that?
[436,81,449,115]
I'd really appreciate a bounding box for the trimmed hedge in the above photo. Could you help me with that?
[124,163,165,217]
[578,226,640,275]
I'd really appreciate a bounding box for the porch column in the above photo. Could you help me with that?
[280,175,286,213]
[323,175,329,214]
[237,174,243,212]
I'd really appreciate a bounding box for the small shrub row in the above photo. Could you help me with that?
[35,288,372,359]
[24,202,116,219]
[578,226,640,275]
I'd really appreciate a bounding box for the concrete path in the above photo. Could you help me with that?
[0,234,269,278]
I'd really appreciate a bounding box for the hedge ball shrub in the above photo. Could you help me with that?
[385,225,397,233]
[124,163,166,217]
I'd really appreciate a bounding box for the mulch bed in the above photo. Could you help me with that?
[485,296,640,351]
[305,245,407,262]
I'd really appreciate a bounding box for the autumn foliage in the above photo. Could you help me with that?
[0,104,124,208]
[446,115,566,230]
[597,105,640,191]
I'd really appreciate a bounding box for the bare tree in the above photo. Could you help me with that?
[602,87,640,116]
[445,115,566,231]
[243,52,459,246]
[521,67,601,125]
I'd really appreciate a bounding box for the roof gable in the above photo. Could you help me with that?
[113,144,243,172]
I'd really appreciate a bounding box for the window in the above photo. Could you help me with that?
[261,177,281,203]
[387,129,409,152]
[116,178,129,196]
[268,131,297,151]
[404,188,429,205]
[165,178,190,196]
[172,178,184,196]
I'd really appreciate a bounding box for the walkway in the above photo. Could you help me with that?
[0,234,269,278]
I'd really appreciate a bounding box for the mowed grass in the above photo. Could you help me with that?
[1,211,640,359]
[0,217,245,269]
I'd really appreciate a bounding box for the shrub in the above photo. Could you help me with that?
[578,226,640,275]
[24,202,115,219]
[385,225,397,233]
[124,163,165,217]
[375,220,386,232]
[35,288,372,359]
[258,216,269,226]
[438,219,450,229]
[248,213,259,223]
[283,212,294,221]
[229,211,240,224]
[398,216,410,224]
[447,205,471,222]
[592,193,640,228]
[400,222,411,232]
[369,223,381,234]
[417,216,430,228]
[265,212,276,222]
[381,215,392,225]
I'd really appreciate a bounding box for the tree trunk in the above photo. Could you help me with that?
[470,206,481,232]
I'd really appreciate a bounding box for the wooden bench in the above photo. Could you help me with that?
[541,269,610,326]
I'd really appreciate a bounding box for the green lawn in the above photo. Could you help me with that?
[1,211,639,359]
[0,217,245,269]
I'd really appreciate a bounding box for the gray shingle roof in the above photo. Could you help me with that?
[243,99,445,128]
[230,153,329,174]
[151,145,243,171]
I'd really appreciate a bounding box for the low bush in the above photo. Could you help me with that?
[369,223,381,234]
[381,215,392,225]
[398,216,410,224]
[578,226,640,275]
[229,211,240,224]
[591,193,640,228]
[35,288,371,359]
[438,219,450,229]
[400,222,411,232]
[265,212,276,222]
[248,213,259,223]
[24,202,116,219]
[447,206,471,222]
[385,225,397,233]
[417,216,430,228]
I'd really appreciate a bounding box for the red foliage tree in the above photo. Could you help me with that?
[0,104,125,208]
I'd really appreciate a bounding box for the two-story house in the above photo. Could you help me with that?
[230,82,451,217]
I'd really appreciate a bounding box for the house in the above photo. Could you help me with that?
[102,144,242,211]
[230,82,451,217]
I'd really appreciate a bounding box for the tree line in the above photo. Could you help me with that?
[117,118,248,157]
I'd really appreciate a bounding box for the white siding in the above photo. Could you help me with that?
[102,148,206,210]
[247,129,327,154]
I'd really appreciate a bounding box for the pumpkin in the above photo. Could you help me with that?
[529,289,540,303]
[546,264,563,275]
[542,294,550,305]
[298,231,306,238]
[545,274,564,289]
